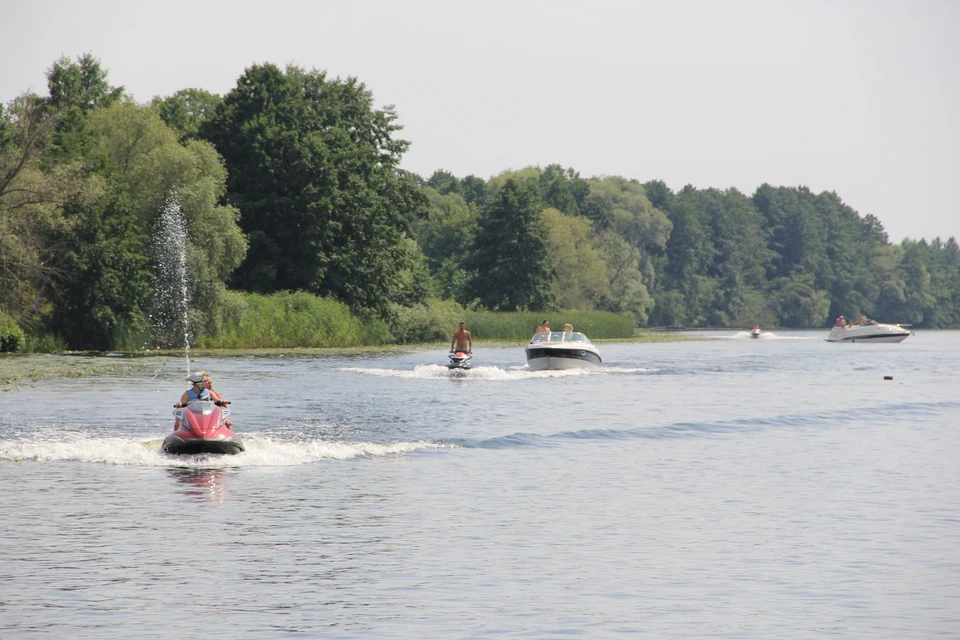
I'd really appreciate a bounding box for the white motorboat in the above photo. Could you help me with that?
[526,331,602,370]
[825,321,912,343]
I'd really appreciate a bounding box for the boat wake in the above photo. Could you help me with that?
[726,332,813,340]
[339,364,658,380]
[0,434,450,468]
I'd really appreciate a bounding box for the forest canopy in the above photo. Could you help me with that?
[1,54,958,351]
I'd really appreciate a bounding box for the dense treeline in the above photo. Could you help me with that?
[1,54,958,352]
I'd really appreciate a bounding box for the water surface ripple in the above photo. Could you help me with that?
[2,330,958,638]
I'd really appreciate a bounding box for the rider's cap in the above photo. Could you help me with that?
[187,372,206,384]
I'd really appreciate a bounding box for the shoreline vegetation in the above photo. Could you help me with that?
[5,54,959,359]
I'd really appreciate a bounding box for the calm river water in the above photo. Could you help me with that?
[1,331,958,639]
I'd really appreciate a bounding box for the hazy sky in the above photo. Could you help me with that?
[3,0,957,243]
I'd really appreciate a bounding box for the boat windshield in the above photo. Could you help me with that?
[529,331,591,344]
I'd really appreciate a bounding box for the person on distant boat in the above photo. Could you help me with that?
[203,373,232,429]
[858,315,869,325]
[535,319,550,334]
[563,323,573,333]
[450,321,473,354]
[834,315,845,327]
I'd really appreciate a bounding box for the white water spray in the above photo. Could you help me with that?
[151,197,192,376]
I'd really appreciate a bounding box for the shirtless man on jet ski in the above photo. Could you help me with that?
[450,321,473,354]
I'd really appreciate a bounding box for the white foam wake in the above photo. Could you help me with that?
[0,435,451,468]
[339,364,656,380]
[724,332,814,340]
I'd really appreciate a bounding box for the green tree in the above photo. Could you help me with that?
[541,207,610,310]
[699,187,770,324]
[0,93,92,328]
[409,187,479,301]
[85,101,248,331]
[425,169,461,196]
[466,178,555,311]
[591,177,671,258]
[538,164,588,216]
[753,185,830,286]
[595,231,654,324]
[771,274,831,327]
[45,53,125,160]
[201,63,427,314]
[151,88,222,140]
[51,187,152,350]
[654,185,716,325]
[459,174,488,207]
[46,53,125,114]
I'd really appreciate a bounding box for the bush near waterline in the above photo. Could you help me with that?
[463,310,635,340]
[0,312,26,353]
[196,291,393,349]
[23,332,68,354]
[384,300,636,342]
[390,299,465,343]
[194,293,635,348]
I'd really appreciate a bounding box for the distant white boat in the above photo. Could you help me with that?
[826,321,911,343]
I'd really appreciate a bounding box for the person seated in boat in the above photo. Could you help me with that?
[175,372,210,408]
[858,315,869,325]
[535,319,550,334]
[203,373,233,429]
[563,323,573,334]
[450,321,473,354]
[834,315,845,327]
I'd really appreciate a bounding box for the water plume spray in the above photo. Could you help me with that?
[151,196,192,377]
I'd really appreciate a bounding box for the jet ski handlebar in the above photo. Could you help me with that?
[173,399,231,408]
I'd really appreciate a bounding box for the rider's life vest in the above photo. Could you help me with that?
[186,387,211,402]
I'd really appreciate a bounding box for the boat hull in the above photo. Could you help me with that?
[826,323,911,343]
[162,434,245,455]
[525,347,602,371]
[826,333,910,343]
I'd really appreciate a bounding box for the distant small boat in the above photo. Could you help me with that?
[826,321,911,343]
[750,328,762,339]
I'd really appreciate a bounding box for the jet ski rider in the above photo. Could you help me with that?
[203,372,232,429]
[450,321,473,355]
[174,372,211,408]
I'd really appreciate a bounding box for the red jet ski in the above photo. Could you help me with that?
[162,400,244,455]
